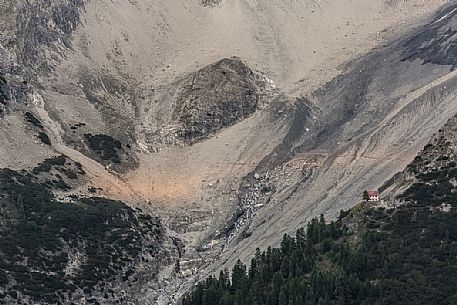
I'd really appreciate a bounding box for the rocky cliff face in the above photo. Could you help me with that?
[0,0,84,108]
[173,58,268,143]
[382,114,457,203]
[137,57,273,150]
[402,5,457,67]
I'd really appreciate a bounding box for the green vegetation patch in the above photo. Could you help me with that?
[84,133,122,163]
[24,112,43,128]
[32,155,67,174]
[184,198,457,305]
[0,168,164,303]
[37,132,51,145]
[30,155,86,191]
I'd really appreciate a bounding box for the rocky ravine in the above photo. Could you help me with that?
[1,0,457,304]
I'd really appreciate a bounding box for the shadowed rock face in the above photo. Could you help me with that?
[402,4,457,67]
[0,72,29,115]
[383,113,457,198]
[13,0,84,69]
[139,57,272,149]
[0,0,85,113]
[173,58,267,143]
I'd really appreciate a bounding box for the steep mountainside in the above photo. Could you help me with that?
[182,113,457,305]
[0,165,169,304]
[1,0,457,304]
[136,57,273,149]
[208,2,457,278]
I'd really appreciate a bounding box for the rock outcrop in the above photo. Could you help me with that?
[137,57,274,150]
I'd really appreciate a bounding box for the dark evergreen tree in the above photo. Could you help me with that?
[182,178,457,305]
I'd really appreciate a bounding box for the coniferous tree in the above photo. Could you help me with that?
[363,191,369,201]
[231,260,247,291]
[183,201,457,305]
[278,289,287,305]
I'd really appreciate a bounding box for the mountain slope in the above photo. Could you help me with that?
[182,113,457,305]
[0,165,168,304]
[1,1,457,304]
[211,3,457,275]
